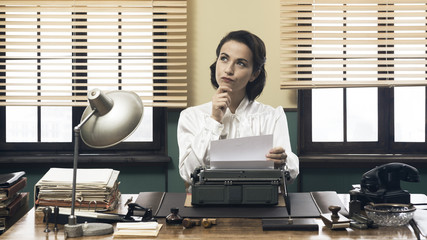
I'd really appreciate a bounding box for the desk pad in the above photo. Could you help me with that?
[155,192,320,218]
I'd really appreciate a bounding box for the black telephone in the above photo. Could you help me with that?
[350,162,420,207]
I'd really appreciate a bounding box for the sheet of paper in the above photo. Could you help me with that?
[210,135,274,169]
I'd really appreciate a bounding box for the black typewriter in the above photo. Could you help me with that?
[190,167,288,205]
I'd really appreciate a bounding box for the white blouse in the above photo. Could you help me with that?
[177,97,299,184]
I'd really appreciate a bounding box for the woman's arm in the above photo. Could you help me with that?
[271,107,299,181]
[177,108,223,183]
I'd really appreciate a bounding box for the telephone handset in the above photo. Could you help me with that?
[350,162,420,207]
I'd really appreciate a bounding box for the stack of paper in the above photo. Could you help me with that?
[35,168,120,211]
[113,222,162,238]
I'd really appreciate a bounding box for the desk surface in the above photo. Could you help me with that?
[0,194,421,240]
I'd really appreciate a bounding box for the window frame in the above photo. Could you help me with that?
[298,85,427,157]
[0,106,167,154]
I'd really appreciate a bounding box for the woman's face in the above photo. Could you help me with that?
[215,40,258,95]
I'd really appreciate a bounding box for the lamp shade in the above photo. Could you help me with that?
[80,89,144,148]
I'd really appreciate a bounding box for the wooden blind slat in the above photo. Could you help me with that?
[282,0,427,3]
[280,0,427,89]
[1,83,187,87]
[0,0,188,108]
[281,80,427,89]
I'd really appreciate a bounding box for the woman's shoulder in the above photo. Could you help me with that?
[180,102,212,117]
[241,101,286,122]
[248,101,283,114]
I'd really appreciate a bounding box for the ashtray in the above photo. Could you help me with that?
[364,203,416,227]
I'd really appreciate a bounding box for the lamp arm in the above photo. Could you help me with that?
[75,108,98,131]
[69,108,97,225]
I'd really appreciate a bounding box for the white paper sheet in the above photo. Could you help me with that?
[209,135,274,169]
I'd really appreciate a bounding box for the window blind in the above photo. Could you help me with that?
[0,0,187,107]
[280,0,427,89]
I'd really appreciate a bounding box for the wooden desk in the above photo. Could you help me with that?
[0,194,421,240]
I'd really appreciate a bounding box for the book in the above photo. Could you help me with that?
[0,218,5,233]
[0,194,18,208]
[0,193,29,234]
[0,192,29,217]
[0,172,25,188]
[0,177,27,201]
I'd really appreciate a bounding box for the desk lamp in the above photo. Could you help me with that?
[64,88,144,238]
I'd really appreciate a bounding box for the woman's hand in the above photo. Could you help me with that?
[266,147,287,168]
[211,86,232,123]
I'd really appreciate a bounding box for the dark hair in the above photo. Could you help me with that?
[210,30,266,101]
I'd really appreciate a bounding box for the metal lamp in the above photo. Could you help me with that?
[64,88,144,238]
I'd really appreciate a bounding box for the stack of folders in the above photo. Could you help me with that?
[0,171,29,234]
[35,168,120,212]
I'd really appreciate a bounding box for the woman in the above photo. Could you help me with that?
[178,30,299,185]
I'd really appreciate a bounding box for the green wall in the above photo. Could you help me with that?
[1,109,426,208]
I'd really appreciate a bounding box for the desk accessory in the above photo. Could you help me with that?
[349,199,362,217]
[156,192,320,218]
[182,218,201,228]
[262,218,319,231]
[64,88,143,238]
[53,206,59,232]
[350,162,419,208]
[43,207,52,233]
[311,191,349,217]
[281,166,291,217]
[166,208,183,225]
[320,206,350,229]
[410,218,423,240]
[182,218,215,228]
[350,213,378,229]
[134,192,165,217]
[201,218,217,228]
[413,209,427,239]
[123,203,155,222]
[364,202,416,227]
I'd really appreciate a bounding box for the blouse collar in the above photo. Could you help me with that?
[232,96,251,115]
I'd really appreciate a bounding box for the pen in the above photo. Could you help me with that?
[124,196,133,206]
[409,219,421,240]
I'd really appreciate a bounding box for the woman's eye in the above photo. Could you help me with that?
[237,61,246,67]
[220,56,228,62]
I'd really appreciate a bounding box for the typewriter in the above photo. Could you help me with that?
[190,167,289,205]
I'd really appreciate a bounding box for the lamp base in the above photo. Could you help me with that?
[64,222,114,238]
[64,223,83,238]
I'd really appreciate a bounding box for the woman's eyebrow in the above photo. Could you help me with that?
[220,52,249,62]
[237,58,249,63]
[219,52,250,66]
